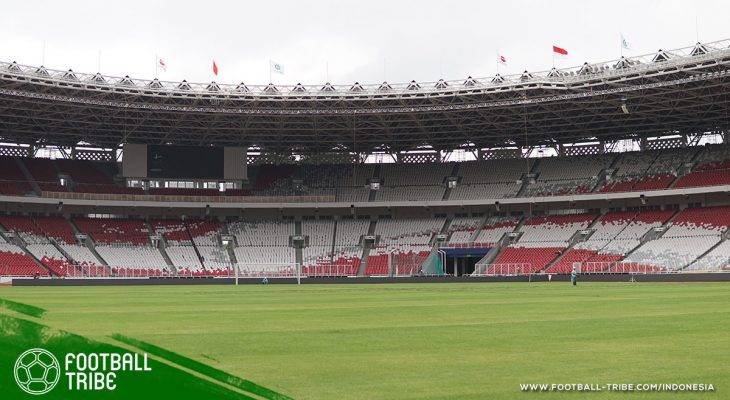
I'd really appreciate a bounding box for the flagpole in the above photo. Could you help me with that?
[695,15,699,42]
[155,53,158,79]
[620,35,623,58]
[97,50,101,72]
[41,40,46,66]
[269,60,272,83]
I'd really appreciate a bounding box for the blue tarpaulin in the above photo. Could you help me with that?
[441,247,492,257]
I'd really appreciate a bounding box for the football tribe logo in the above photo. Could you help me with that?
[13,348,152,395]
[13,348,61,395]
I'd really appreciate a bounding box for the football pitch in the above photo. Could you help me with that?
[2,282,729,399]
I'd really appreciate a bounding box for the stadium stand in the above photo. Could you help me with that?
[0,157,33,195]
[0,243,48,276]
[368,217,443,276]
[229,218,295,275]
[23,157,64,192]
[472,217,520,247]
[376,163,450,201]
[522,154,613,196]
[546,210,675,273]
[447,216,484,245]
[450,158,529,200]
[620,206,729,271]
[487,213,596,274]
[73,218,150,246]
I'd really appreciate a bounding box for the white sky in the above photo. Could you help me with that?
[0,0,728,86]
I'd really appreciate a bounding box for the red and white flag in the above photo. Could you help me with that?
[498,54,507,65]
[158,58,167,72]
[212,60,219,76]
[552,45,568,56]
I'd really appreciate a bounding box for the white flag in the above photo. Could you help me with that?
[270,60,284,75]
[621,34,630,50]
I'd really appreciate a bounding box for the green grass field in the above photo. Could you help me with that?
[1,282,729,399]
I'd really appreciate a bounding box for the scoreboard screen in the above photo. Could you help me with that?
[147,145,224,179]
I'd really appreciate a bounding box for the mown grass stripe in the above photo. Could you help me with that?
[112,333,293,400]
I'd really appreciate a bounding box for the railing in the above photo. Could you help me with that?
[41,191,336,204]
[2,39,730,98]
[473,263,533,276]
[301,263,359,277]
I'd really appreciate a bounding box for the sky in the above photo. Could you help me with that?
[0,0,728,86]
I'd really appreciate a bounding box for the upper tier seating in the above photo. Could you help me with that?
[1,143,729,201]
[0,157,33,195]
[53,159,139,194]
[23,158,64,192]
[375,163,451,201]
[449,158,530,200]
[380,163,453,186]
[148,188,220,196]
[375,186,445,201]
[674,144,730,188]
[692,144,730,171]
[459,158,532,184]
[523,154,614,197]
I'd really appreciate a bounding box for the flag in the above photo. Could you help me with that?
[498,54,507,65]
[212,60,219,76]
[552,45,568,56]
[270,60,284,75]
[158,58,167,72]
[621,34,630,50]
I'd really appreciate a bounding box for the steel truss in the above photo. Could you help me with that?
[0,41,729,154]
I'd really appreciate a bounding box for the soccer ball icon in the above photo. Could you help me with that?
[13,348,61,395]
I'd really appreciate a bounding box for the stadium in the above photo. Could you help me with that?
[0,1,729,399]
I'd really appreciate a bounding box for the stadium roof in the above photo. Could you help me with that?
[1,40,729,154]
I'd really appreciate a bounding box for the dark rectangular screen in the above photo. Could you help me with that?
[147,145,224,179]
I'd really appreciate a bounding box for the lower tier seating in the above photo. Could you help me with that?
[488,247,564,274]
[0,244,48,276]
